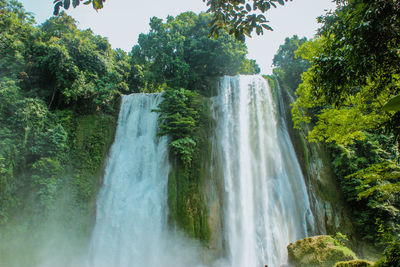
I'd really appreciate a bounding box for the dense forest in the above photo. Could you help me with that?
[272,0,400,265]
[0,0,259,264]
[0,0,399,266]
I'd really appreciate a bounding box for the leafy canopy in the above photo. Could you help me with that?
[312,0,400,104]
[129,12,259,93]
[287,0,400,243]
[272,35,310,91]
[0,1,126,225]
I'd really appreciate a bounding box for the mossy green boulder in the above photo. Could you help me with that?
[287,235,357,267]
[334,260,374,267]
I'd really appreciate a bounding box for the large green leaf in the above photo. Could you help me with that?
[382,94,400,112]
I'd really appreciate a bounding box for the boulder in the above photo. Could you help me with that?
[287,235,357,267]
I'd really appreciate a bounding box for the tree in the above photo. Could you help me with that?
[31,12,125,112]
[311,0,400,104]
[290,0,400,243]
[0,0,36,80]
[0,77,69,223]
[0,1,128,244]
[129,12,259,93]
[292,0,400,144]
[1,4,127,113]
[272,35,309,91]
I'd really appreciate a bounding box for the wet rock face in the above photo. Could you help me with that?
[274,79,354,237]
[287,235,357,267]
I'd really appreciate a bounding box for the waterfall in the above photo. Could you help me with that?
[88,75,315,267]
[88,93,203,267]
[211,76,314,267]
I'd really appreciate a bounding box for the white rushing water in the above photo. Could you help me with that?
[211,76,314,267]
[89,76,315,267]
[88,93,203,267]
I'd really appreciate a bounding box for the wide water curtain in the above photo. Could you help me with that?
[212,76,314,267]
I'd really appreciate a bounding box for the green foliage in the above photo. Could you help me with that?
[166,98,213,243]
[170,138,197,166]
[334,232,350,247]
[0,76,117,226]
[157,88,199,138]
[382,94,400,112]
[0,7,126,113]
[313,0,400,104]
[327,133,399,242]
[0,79,24,223]
[0,76,73,223]
[372,220,400,266]
[155,84,214,243]
[272,35,310,91]
[0,2,36,79]
[0,3,120,261]
[374,241,400,267]
[292,38,393,145]
[53,0,105,15]
[129,12,259,93]
[289,0,400,245]
[30,157,63,215]
[205,0,291,41]
[38,13,123,112]
[72,114,116,205]
[155,87,200,166]
[349,162,400,203]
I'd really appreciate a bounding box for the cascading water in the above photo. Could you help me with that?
[88,75,315,267]
[211,76,315,267]
[88,93,203,267]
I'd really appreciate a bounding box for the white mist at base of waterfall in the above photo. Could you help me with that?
[88,75,315,267]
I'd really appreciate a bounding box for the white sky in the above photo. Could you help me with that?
[20,0,336,74]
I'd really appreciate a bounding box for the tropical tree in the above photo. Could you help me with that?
[272,35,309,91]
[312,0,400,104]
[129,12,259,93]
[290,0,400,243]
[0,0,126,225]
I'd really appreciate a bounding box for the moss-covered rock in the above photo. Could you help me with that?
[167,97,212,244]
[334,260,374,267]
[287,235,357,267]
